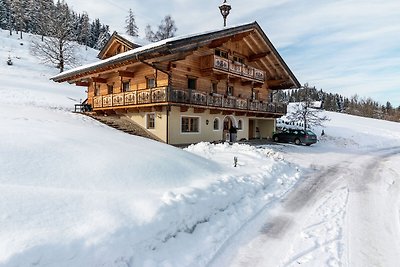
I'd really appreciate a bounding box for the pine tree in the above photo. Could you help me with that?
[125,8,138,37]
[10,0,26,38]
[95,24,110,50]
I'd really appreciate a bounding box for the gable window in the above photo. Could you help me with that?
[213,118,220,130]
[107,85,114,94]
[181,116,199,133]
[146,77,156,88]
[215,49,228,59]
[146,113,155,129]
[188,77,197,90]
[122,81,130,92]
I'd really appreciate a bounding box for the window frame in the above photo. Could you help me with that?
[107,84,114,95]
[181,116,200,134]
[122,81,130,92]
[215,49,228,59]
[213,117,220,131]
[94,84,101,96]
[237,119,243,131]
[146,113,156,130]
[187,77,197,90]
[146,77,156,89]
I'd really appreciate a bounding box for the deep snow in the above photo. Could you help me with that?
[1,30,400,267]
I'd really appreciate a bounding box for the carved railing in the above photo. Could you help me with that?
[204,55,266,82]
[91,86,286,114]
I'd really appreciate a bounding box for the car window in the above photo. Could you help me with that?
[306,130,315,135]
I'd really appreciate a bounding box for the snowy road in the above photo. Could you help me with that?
[209,146,400,267]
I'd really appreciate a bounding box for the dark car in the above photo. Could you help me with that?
[273,128,317,146]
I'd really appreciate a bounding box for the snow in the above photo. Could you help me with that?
[1,29,400,267]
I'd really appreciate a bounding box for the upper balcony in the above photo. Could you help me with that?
[200,55,266,83]
[92,86,286,115]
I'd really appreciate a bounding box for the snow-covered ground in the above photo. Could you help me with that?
[1,30,400,267]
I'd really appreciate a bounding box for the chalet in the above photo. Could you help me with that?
[51,21,300,145]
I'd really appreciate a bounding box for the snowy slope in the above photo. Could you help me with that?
[0,30,300,266]
[1,29,400,267]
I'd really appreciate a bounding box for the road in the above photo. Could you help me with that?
[208,146,400,267]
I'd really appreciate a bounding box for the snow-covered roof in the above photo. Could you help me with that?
[51,21,300,88]
[51,22,258,82]
[118,34,150,47]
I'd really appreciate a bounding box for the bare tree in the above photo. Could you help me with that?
[145,15,177,42]
[287,84,329,131]
[30,1,76,72]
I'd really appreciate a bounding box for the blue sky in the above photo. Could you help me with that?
[66,0,400,107]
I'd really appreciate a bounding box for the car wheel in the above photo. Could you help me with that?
[306,143,311,146]
[273,136,279,142]
[294,138,301,145]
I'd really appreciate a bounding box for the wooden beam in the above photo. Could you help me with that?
[194,108,205,113]
[180,106,189,112]
[75,81,89,87]
[210,109,221,114]
[230,31,253,42]
[222,110,234,115]
[208,36,231,48]
[248,51,271,62]
[118,70,135,78]
[241,81,253,86]
[92,77,107,83]
[154,106,163,112]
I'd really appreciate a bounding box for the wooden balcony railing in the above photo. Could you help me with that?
[92,87,287,114]
[201,55,266,82]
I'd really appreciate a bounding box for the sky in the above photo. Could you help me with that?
[65,0,400,107]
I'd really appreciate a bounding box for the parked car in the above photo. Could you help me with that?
[273,128,317,146]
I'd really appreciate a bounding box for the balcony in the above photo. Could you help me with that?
[92,87,287,114]
[201,55,266,82]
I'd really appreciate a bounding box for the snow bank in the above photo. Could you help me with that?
[0,30,300,266]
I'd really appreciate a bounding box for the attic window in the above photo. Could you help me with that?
[215,49,228,59]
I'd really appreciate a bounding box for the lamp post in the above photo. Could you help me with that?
[219,0,231,27]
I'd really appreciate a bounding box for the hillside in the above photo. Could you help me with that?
[1,30,400,267]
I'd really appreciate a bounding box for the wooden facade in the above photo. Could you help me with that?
[52,22,300,145]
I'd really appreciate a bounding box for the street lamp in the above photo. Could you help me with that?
[219,0,232,27]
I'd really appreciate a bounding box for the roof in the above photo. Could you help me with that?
[52,21,300,88]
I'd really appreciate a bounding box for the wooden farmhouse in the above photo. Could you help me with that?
[52,21,300,145]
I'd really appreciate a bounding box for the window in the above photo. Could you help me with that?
[107,85,113,94]
[252,90,259,100]
[213,118,220,130]
[94,84,100,96]
[212,82,218,94]
[146,113,155,129]
[188,77,197,90]
[146,77,155,88]
[237,119,243,130]
[215,49,228,59]
[122,81,130,92]
[181,117,199,133]
[233,56,244,64]
[227,86,234,96]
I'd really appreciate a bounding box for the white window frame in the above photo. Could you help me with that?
[180,116,200,134]
[146,113,156,130]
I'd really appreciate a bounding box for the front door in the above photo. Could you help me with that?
[223,116,233,141]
